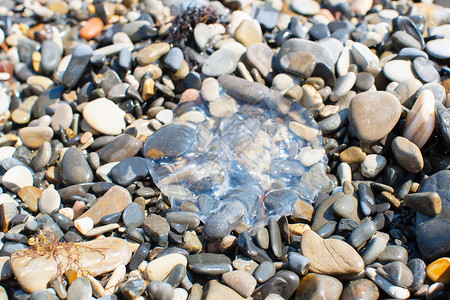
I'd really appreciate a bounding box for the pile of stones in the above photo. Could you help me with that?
[0,0,447,299]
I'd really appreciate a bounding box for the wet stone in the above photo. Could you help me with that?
[404,192,442,217]
[365,267,410,299]
[120,279,146,300]
[378,261,414,288]
[358,183,376,216]
[122,202,145,228]
[128,242,150,271]
[269,217,282,259]
[355,72,374,91]
[426,257,450,285]
[254,261,276,283]
[165,211,200,230]
[333,194,359,222]
[348,220,376,249]
[377,245,408,265]
[288,252,310,276]
[408,258,426,292]
[237,231,272,263]
[110,157,149,186]
[251,276,288,300]
[188,253,232,276]
[392,136,424,173]
[163,47,183,71]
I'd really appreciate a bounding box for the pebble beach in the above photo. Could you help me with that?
[0,0,448,299]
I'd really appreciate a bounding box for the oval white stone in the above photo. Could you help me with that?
[2,166,33,193]
[144,253,187,282]
[82,98,126,135]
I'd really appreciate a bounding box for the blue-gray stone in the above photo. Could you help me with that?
[122,202,145,228]
[14,62,35,82]
[41,40,62,74]
[412,57,440,83]
[288,252,311,276]
[309,23,330,41]
[118,48,132,71]
[256,4,279,30]
[398,47,428,59]
[416,170,450,260]
[288,17,306,39]
[61,147,94,185]
[163,47,183,71]
[435,101,450,149]
[63,44,93,89]
[110,157,149,186]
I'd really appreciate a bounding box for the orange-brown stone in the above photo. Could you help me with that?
[80,17,104,40]
[77,185,131,225]
[427,257,450,284]
[17,186,42,213]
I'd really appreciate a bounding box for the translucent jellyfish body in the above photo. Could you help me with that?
[144,75,329,239]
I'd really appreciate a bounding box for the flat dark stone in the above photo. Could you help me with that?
[128,242,150,270]
[99,134,142,163]
[218,75,270,104]
[110,157,149,186]
[237,231,272,263]
[60,147,93,185]
[62,44,93,89]
[122,202,145,228]
[188,253,232,276]
[143,124,196,160]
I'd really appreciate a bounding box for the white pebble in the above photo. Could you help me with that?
[172,288,188,300]
[337,162,352,184]
[38,186,61,214]
[361,154,387,178]
[155,109,173,125]
[403,90,435,148]
[2,166,33,193]
[74,217,94,235]
[366,267,410,299]
[0,146,16,163]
